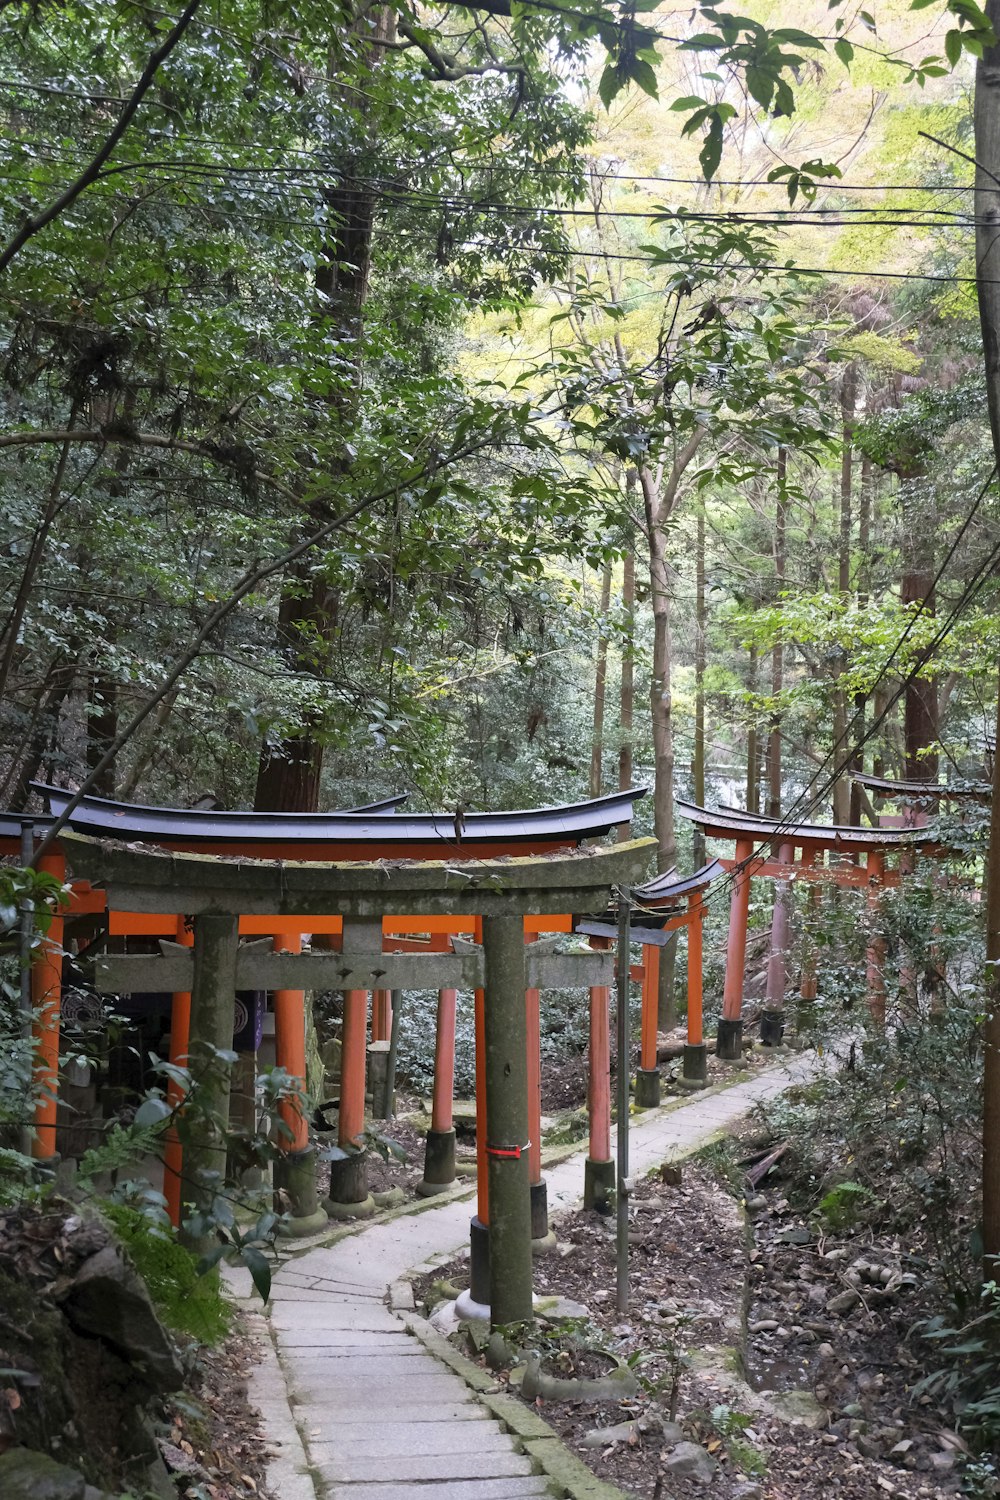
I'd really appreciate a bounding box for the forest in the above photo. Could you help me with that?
[4,0,1000,1498]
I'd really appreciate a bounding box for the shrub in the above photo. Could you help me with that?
[101,1203,231,1345]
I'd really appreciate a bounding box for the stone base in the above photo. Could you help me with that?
[326,1148,368,1209]
[583,1156,615,1212]
[530,1179,555,1254]
[274,1146,322,1219]
[469,1214,490,1306]
[368,1041,393,1119]
[417,1127,456,1196]
[322,1193,376,1221]
[716,1017,744,1061]
[277,1208,329,1238]
[683,1041,709,1083]
[634,1067,661,1109]
[454,1289,491,1322]
[760,1009,785,1047]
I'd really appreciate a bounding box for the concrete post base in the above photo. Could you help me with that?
[682,1041,709,1084]
[323,1193,376,1220]
[417,1127,456,1196]
[274,1146,327,1235]
[716,1017,744,1061]
[583,1156,615,1212]
[760,1009,785,1047]
[530,1179,556,1254]
[326,1148,369,1213]
[469,1214,490,1306]
[634,1067,661,1109]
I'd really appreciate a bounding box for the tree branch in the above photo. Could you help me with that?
[0,0,203,275]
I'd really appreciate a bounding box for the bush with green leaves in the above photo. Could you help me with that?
[100,1202,232,1345]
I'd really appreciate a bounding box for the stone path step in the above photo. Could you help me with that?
[240,1055,815,1500]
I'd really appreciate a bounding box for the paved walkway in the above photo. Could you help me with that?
[238,1056,816,1499]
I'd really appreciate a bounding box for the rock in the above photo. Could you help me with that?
[827,1289,861,1315]
[745,1195,767,1214]
[429,1298,462,1336]
[659,1163,683,1186]
[732,1485,764,1500]
[372,1186,405,1208]
[59,1246,182,1392]
[485,1331,514,1370]
[656,1419,686,1445]
[662,1441,718,1484]
[768,1389,828,1429]
[580,1420,639,1447]
[817,1342,836,1359]
[534,1295,590,1321]
[0,1449,112,1500]
[750,1318,779,1333]
[777,1226,812,1245]
[857,1434,882,1459]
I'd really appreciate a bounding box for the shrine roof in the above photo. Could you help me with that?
[676,800,937,850]
[634,859,726,905]
[32,783,647,848]
[851,772,991,799]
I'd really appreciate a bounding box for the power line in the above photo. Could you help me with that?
[696,470,1000,916]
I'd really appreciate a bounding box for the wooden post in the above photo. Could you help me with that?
[271,929,326,1236]
[798,849,821,1030]
[635,941,661,1108]
[482,914,533,1329]
[372,988,392,1043]
[983,660,1000,1272]
[719,835,754,1058]
[31,851,65,1162]
[683,891,708,1083]
[615,890,631,1313]
[584,958,614,1209]
[179,913,239,1255]
[762,841,794,1046]
[164,916,193,1226]
[865,850,888,1024]
[525,983,553,1248]
[469,914,490,1305]
[419,986,458,1194]
[272,932,309,1152]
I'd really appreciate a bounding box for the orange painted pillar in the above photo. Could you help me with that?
[272,932,309,1152]
[584,967,614,1209]
[468,915,491,1301]
[639,944,660,1071]
[719,835,754,1058]
[525,987,542,1187]
[372,989,392,1044]
[31,852,65,1161]
[866,851,888,1024]
[339,989,368,1147]
[682,893,709,1083]
[762,840,795,1046]
[164,916,194,1226]
[431,990,458,1134]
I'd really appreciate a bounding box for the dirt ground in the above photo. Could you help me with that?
[412,1157,964,1500]
[162,1326,274,1500]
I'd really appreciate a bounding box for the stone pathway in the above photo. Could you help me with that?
[238,1055,816,1499]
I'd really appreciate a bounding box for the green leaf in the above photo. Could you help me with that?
[834,37,854,65]
[241,1245,272,1304]
[700,113,725,182]
[945,27,963,65]
[670,94,709,111]
[598,64,621,110]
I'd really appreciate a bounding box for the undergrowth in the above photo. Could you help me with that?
[101,1203,232,1345]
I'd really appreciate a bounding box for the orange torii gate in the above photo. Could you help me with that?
[676,802,942,1057]
[11,784,647,1244]
[578,860,725,1112]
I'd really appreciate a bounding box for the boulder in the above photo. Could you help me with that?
[0,1448,111,1500]
[662,1440,718,1484]
[59,1246,183,1392]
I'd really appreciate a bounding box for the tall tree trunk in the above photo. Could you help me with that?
[618,542,635,818]
[6,658,76,809]
[692,501,706,866]
[86,666,118,799]
[590,561,612,798]
[747,643,760,814]
[901,563,939,782]
[255,5,396,813]
[832,367,856,824]
[767,449,786,820]
[975,7,1000,1270]
[850,451,873,823]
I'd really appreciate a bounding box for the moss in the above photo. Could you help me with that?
[100,1205,231,1345]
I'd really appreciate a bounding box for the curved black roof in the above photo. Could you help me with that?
[32,784,647,847]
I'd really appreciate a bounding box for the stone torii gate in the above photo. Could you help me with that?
[63,830,655,1329]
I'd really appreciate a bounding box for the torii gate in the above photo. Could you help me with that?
[19,784,644,1223]
[60,830,655,1328]
[676,802,942,1056]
